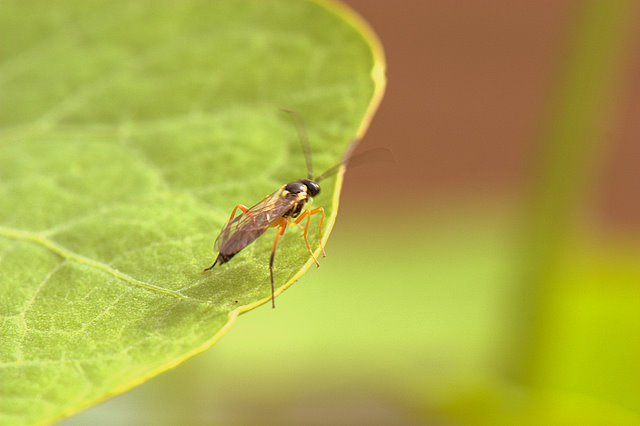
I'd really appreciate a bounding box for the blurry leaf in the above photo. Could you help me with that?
[534,239,640,414]
[498,0,640,421]
[509,0,637,383]
[0,0,385,424]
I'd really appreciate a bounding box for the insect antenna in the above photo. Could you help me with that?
[282,108,314,180]
[316,147,394,182]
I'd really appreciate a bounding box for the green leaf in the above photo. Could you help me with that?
[0,0,385,424]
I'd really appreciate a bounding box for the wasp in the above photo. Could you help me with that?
[205,110,333,308]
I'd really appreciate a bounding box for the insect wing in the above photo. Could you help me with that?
[214,188,295,256]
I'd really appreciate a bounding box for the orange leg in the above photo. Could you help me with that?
[294,207,325,267]
[228,204,248,222]
[269,217,288,309]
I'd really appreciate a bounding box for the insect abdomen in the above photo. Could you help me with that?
[215,252,236,265]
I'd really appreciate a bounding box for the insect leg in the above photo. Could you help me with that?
[294,207,326,265]
[310,207,326,258]
[294,210,319,267]
[228,204,249,221]
[269,219,288,309]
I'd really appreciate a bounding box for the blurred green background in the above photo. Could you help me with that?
[63,0,639,424]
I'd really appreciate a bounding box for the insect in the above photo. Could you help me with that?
[205,110,333,308]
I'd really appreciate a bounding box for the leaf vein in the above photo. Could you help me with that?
[0,226,210,304]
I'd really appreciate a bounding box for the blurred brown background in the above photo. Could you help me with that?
[340,0,640,231]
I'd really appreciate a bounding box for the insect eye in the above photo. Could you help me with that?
[284,182,305,194]
[299,179,320,197]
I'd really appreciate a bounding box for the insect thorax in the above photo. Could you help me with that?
[284,200,307,218]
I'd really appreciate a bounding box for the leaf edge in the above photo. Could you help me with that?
[47,0,387,422]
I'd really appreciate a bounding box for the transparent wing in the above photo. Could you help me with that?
[214,187,296,256]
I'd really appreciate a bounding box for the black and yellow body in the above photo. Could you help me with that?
[204,178,325,308]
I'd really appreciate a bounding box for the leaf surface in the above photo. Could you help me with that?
[0,0,385,423]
